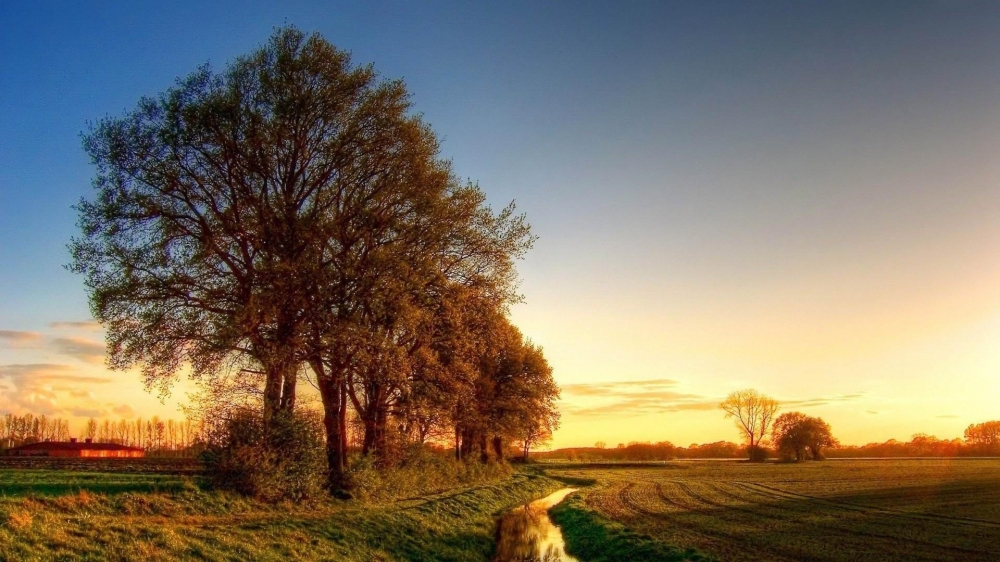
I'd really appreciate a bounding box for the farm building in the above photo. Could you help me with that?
[6,438,145,458]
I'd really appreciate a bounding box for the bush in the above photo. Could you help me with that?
[747,445,769,462]
[347,444,513,503]
[202,409,326,502]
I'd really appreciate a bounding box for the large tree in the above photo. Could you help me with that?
[771,412,836,461]
[720,389,779,461]
[73,27,537,489]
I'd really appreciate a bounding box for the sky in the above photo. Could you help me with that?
[1,1,999,448]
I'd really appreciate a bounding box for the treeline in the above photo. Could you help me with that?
[1,413,71,449]
[536,420,1000,463]
[533,441,744,462]
[82,417,203,456]
[1,413,204,457]
[827,425,1000,458]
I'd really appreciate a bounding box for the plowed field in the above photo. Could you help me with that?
[548,459,1000,561]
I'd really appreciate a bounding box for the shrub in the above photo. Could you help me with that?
[202,409,326,502]
[747,445,769,462]
[347,444,513,503]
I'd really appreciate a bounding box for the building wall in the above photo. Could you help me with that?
[11,449,144,457]
[79,450,144,458]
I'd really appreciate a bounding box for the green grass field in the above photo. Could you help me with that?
[0,468,561,561]
[546,459,1000,561]
[4,460,999,561]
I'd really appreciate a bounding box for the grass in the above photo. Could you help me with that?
[0,467,562,561]
[0,469,196,496]
[549,493,707,561]
[544,459,1000,562]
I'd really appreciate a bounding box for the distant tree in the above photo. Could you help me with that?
[595,441,606,449]
[772,412,837,461]
[964,421,1000,453]
[720,389,779,462]
[84,418,98,440]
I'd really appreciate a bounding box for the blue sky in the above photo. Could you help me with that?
[2,2,1000,446]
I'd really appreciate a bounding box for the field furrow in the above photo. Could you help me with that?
[548,459,1000,561]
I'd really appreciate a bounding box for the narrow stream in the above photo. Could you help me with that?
[493,488,580,561]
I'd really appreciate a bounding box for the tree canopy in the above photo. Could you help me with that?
[771,412,837,461]
[720,389,779,461]
[72,26,557,491]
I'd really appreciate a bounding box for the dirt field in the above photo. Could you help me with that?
[0,456,202,474]
[547,459,1000,561]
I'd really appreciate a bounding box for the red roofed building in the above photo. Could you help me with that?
[6,438,144,458]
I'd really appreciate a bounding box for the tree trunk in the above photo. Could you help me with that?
[314,361,346,491]
[455,427,462,461]
[362,414,377,456]
[461,428,475,460]
[492,435,504,462]
[339,380,349,458]
[374,408,388,465]
[263,369,283,421]
[279,370,297,411]
[479,433,489,464]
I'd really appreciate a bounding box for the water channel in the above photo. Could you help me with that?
[493,488,579,561]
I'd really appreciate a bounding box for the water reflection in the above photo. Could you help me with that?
[493,488,579,562]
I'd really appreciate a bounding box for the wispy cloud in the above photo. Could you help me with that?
[563,378,715,417]
[562,378,680,397]
[936,414,960,419]
[569,396,719,417]
[782,393,865,408]
[111,404,137,418]
[51,337,105,365]
[563,378,867,419]
[0,330,44,346]
[50,321,102,332]
[0,327,105,365]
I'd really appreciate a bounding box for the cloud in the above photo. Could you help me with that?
[0,364,112,385]
[112,404,137,418]
[68,406,106,418]
[936,414,959,419]
[781,393,864,408]
[0,330,43,347]
[51,337,105,365]
[569,396,720,417]
[563,378,867,419]
[50,321,102,332]
[867,410,879,415]
[562,378,680,397]
[0,363,114,417]
[562,378,715,417]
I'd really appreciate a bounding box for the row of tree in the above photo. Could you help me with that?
[826,430,1000,458]
[1,413,72,450]
[82,417,203,455]
[532,441,745,462]
[1,413,204,457]
[537,419,1000,463]
[70,27,559,490]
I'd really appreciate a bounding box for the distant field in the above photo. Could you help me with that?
[548,459,1000,561]
[0,457,202,474]
[0,469,197,496]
